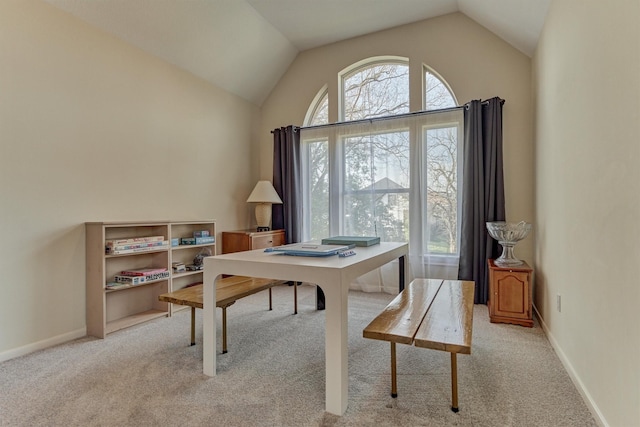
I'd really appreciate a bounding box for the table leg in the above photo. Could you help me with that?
[316,286,325,310]
[203,266,218,377]
[321,280,349,415]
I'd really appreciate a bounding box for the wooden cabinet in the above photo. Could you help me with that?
[85,220,216,338]
[222,229,285,254]
[487,259,533,327]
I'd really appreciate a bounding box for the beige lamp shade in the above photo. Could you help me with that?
[246,181,283,230]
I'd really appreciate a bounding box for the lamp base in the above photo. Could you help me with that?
[254,203,273,232]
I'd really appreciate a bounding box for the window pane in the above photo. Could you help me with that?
[425,71,456,111]
[424,126,458,253]
[343,131,409,241]
[310,93,328,125]
[343,64,409,121]
[306,139,329,240]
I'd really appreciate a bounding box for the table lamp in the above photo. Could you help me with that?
[246,180,283,231]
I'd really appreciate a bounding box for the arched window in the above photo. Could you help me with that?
[305,86,328,126]
[341,60,409,120]
[301,59,463,283]
[424,66,456,110]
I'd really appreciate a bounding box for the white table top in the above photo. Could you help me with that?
[205,242,407,282]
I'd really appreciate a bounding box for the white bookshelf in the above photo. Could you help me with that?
[85,220,216,338]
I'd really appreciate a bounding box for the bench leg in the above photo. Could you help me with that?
[451,352,459,412]
[222,306,228,354]
[391,342,398,398]
[294,282,298,315]
[268,288,273,311]
[190,307,196,346]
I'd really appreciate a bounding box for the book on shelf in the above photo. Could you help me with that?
[106,241,169,255]
[119,267,168,276]
[139,271,169,281]
[193,230,210,237]
[321,236,381,247]
[180,236,215,245]
[113,275,146,285]
[105,235,165,246]
[172,262,186,273]
[114,271,170,284]
[105,240,168,254]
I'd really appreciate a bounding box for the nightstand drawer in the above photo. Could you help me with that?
[222,229,285,254]
[252,232,284,249]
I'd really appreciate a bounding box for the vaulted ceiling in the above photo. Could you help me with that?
[43,0,550,106]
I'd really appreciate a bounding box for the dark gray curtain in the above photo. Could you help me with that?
[458,97,506,304]
[272,125,301,244]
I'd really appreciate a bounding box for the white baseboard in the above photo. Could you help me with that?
[0,328,86,363]
[533,305,608,427]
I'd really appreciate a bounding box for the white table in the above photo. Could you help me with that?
[203,242,408,415]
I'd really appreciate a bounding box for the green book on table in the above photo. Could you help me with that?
[321,236,380,247]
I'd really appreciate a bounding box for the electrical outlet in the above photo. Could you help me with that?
[556,294,562,312]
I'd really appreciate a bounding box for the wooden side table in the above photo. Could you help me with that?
[221,229,285,254]
[487,259,533,327]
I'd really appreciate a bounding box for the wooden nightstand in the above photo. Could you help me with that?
[487,259,533,327]
[222,229,285,254]
[221,229,293,313]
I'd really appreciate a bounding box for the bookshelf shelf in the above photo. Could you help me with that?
[86,220,216,338]
[105,248,170,258]
[171,243,215,251]
[171,270,203,279]
[105,309,168,335]
[104,279,169,293]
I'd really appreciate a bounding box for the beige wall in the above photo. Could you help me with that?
[259,12,535,261]
[534,1,640,425]
[0,0,258,358]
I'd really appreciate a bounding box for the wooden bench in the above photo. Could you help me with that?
[159,276,294,353]
[363,278,474,412]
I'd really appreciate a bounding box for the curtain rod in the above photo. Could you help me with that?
[271,98,503,133]
[300,105,464,131]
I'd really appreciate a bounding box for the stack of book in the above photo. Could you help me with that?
[180,236,215,245]
[108,267,170,288]
[178,229,215,245]
[320,236,381,247]
[105,236,169,255]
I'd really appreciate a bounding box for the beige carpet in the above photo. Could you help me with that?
[0,284,596,426]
